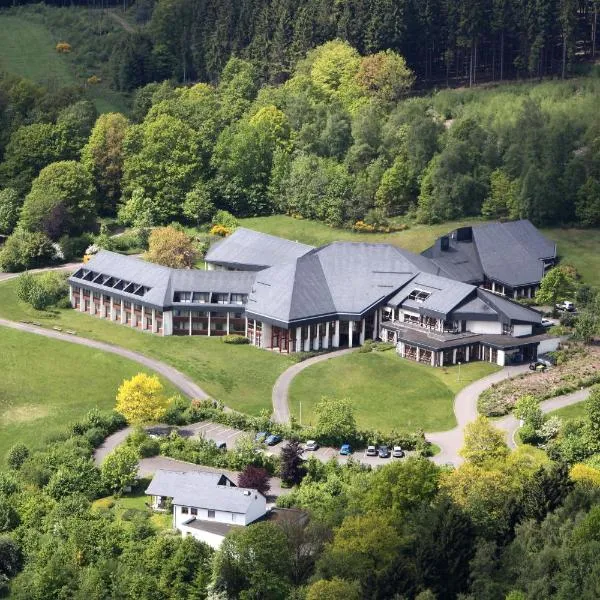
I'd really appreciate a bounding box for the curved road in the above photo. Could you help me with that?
[0,318,209,401]
[271,348,356,423]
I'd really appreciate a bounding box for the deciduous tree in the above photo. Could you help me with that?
[145,226,198,268]
[314,397,357,445]
[460,416,509,466]
[237,465,271,495]
[101,446,139,495]
[115,373,171,425]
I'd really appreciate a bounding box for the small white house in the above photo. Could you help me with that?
[146,469,267,549]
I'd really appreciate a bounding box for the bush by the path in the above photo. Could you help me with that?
[222,334,250,344]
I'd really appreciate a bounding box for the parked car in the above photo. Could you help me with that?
[215,441,227,450]
[541,318,554,328]
[556,301,575,312]
[265,434,281,446]
[537,353,556,367]
[529,361,546,372]
[304,440,319,451]
[378,445,391,458]
[366,445,378,456]
[392,446,405,458]
[339,444,352,455]
[255,431,268,443]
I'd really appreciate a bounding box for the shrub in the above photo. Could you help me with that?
[138,439,160,458]
[210,224,232,237]
[519,422,541,445]
[6,443,29,471]
[223,334,250,344]
[84,427,106,448]
[15,271,68,310]
[211,209,238,230]
[55,41,72,53]
[58,234,93,261]
[0,229,55,272]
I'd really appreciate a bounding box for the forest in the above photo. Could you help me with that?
[3,390,600,599]
[1,36,600,271]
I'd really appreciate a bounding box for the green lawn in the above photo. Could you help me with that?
[289,350,500,432]
[549,401,588,422]
[541,228,600,288]
[239,215,483,253]
[93,480,172,531]
[0,327,179,463]
[0,278,295,415]
[0,15,76,87]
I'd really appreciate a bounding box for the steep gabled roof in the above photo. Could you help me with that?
[205,227,314,270]
[478,289,542,324]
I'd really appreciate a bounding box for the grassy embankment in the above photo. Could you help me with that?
[0,327,179,462]
[289,350,500,432]
[0,10,129,114]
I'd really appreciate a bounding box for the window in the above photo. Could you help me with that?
[407,289,431,302]
[231,293,247,305]
[208,509,215,519]
[191,508,198,516]
[173,291,192,303]
[192,292,209,303]
[215,293,229,304]
[181,507,189,514]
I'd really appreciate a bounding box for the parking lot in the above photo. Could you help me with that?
[150,421,413,467]
[182,421,246,447]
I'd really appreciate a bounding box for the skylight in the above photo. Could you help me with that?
[408,289,431,302]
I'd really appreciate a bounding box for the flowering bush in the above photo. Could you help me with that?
[209,224,231,237]
[56,42,72,53]
[87,75,101,85]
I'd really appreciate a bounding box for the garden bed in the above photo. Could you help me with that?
[479,344,600,416]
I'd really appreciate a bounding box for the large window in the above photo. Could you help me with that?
[193,292,209,303]
[215,293,229,304]
[231,293,247,305]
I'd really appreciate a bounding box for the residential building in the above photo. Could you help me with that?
[68,221,559,367]
[146,469,267,548]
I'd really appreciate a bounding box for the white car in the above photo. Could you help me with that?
[392,446,405,458]
[304,440,319,451]
[541,318,553,328]
[366,445,377,456]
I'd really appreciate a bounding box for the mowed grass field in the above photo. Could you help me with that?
[549,401,588,422]
[541,228,600,288]
[0,15,76,87]
[0,326,179,463]
[288,350,500,432]
[0,278,295,415]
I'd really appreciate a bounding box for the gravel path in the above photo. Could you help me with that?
[0,262,82,282]
[0,319,209,401]
[271,348,356,423]
[495,387,591,448]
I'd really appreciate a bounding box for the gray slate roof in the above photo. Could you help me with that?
[478,289,542,324]
[146,470,263,513]
[422,220,556,287]
[71,251,255,309]
[205,227,314,270]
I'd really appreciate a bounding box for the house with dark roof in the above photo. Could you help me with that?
[146,470,267,548]
[68,224,559,368]
[422,220,557,298]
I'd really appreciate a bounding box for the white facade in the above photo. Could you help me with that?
[465,320,502,334]
[512,323,533,337]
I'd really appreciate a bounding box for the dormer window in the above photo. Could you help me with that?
[173,291,192,303]
[408,289,431,302]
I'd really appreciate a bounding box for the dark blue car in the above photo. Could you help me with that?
[255,431,268,443]
[339,443,352,455]
[265,434,282,446]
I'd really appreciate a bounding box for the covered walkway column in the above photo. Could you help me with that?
[323,322,330,349]
[152,309,156,333]
[207,312,211,337]
[89,291,94,315]
[245,317,248,338]
[252,320,257,346]
[109,297,114,320]
[226,312,230,335]
[304,325,311,352]
[359,318,365,345]
[372,311,378,340]
[348,321,353,348]
[296,327,301,352]
[120,299,125,324]
[314,324,320,350]
[79,288,84,312]
[333,320,340,348]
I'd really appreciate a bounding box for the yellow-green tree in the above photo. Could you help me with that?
[115,373,170,424]
[145,226,198,268]
[306,578,361,600]
[460,416,509,466]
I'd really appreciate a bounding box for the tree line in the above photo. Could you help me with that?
[100,0,600,91]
